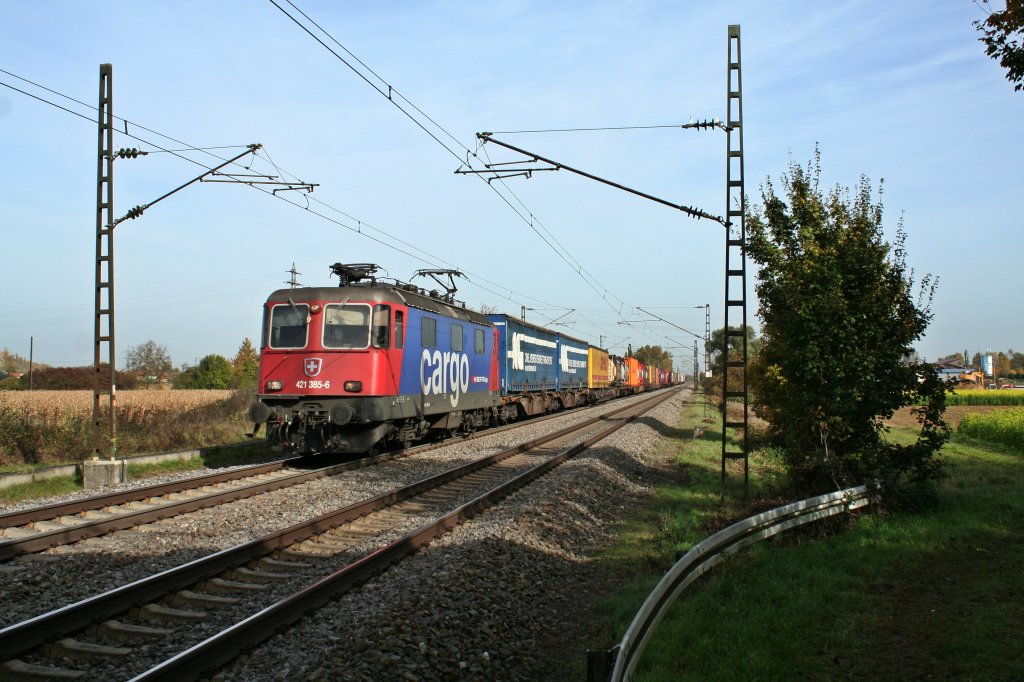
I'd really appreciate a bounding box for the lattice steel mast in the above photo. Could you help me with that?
[90,65,316,461]
[93,64,116,459]
[722,25,750,491]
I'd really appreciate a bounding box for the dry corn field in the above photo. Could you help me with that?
[0,389,250,467]
[0,389,234,419]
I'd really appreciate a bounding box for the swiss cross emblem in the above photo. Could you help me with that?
[304,358,323,377]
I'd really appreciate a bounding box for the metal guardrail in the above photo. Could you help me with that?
[591,485,872,682]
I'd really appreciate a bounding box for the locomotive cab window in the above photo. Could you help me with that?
[269,303,309,349]
[395,311,404,349]
[474,328,485,354]
[422,316,436,348]
[323,304,371,349]
[372,305,390,348]
[451,324,463,352]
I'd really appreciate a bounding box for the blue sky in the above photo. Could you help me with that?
[1,1,1020,372]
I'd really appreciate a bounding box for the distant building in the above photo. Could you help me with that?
[937,366,966,382]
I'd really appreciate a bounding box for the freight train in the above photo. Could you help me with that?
[247,263,681,454]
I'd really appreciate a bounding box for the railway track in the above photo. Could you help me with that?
[0,398,617,562]
[0,388,678,681]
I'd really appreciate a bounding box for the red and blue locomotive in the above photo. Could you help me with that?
[248,262,678,454]
[248,264,508,453]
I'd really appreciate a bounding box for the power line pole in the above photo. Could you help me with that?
[93,63,117,463]
[722,25,750,494]
[693,341,698,389]
[89,64,316,481]
[704,303,710,417]
[286,262,303,288]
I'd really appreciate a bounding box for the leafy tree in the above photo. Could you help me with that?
[631,345,674,371]
[0,376,22,391]
[704,325,759,396]
[174,355,232,389]
[1,348,32,374]
[975,0,1024,91]
[124,340,173,385]
[231,338,260,390]
[996,352,1012,377]
[706,326,759,373]
[745,152,948,495]
[1011,350,1024,372]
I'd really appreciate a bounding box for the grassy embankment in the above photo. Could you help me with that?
[594,396,1024,680]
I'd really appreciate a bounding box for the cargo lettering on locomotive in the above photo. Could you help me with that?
[420,348,470,407]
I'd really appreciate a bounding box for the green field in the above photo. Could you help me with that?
[595,401,1024,680]
[947,388,1024,406]
[958,407,1024,451]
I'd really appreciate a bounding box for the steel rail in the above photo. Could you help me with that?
[0,390,655,560]
[0,460,291,529]
[0,389,676,666]
[0,450,411,561]
[133,389,678,682]
[1,386,639,531]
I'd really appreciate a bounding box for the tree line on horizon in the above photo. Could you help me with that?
[936,349,1024,380]
[0,339,259,391]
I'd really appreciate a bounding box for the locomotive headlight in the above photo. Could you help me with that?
[343,380,362,392]
[309,304,321,314]
[266,380,283,391]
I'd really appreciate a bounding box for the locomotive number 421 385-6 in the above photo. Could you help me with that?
[295,380,331,390]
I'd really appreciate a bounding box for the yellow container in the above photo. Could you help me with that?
[588,346,610,388]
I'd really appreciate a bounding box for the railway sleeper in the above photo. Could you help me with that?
[85,620,172,643]
[1,658,85,680]
[2,526,36,539]
[171,590,239,608]
[297,534,351,547]
[254,556,311,571]
[199,577,269,594]
[300,538,357,552]
[226,566,293,583]
[40,638,131,661]
[78,510,117,521]
[133,603,205,623]
[28,521,68,532]
[289,543,336,556]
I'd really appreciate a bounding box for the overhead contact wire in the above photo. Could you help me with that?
[267,1,641,334]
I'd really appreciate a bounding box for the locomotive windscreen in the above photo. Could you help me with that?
[324,304,371,349]
[269,303,309,349]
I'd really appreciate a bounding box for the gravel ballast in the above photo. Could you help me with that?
[2,389,693,680]
[222,389,691,681]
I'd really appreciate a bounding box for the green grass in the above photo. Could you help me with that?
[0,476,83,504]
[594,402,1024,680]
[0,442,279,504]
